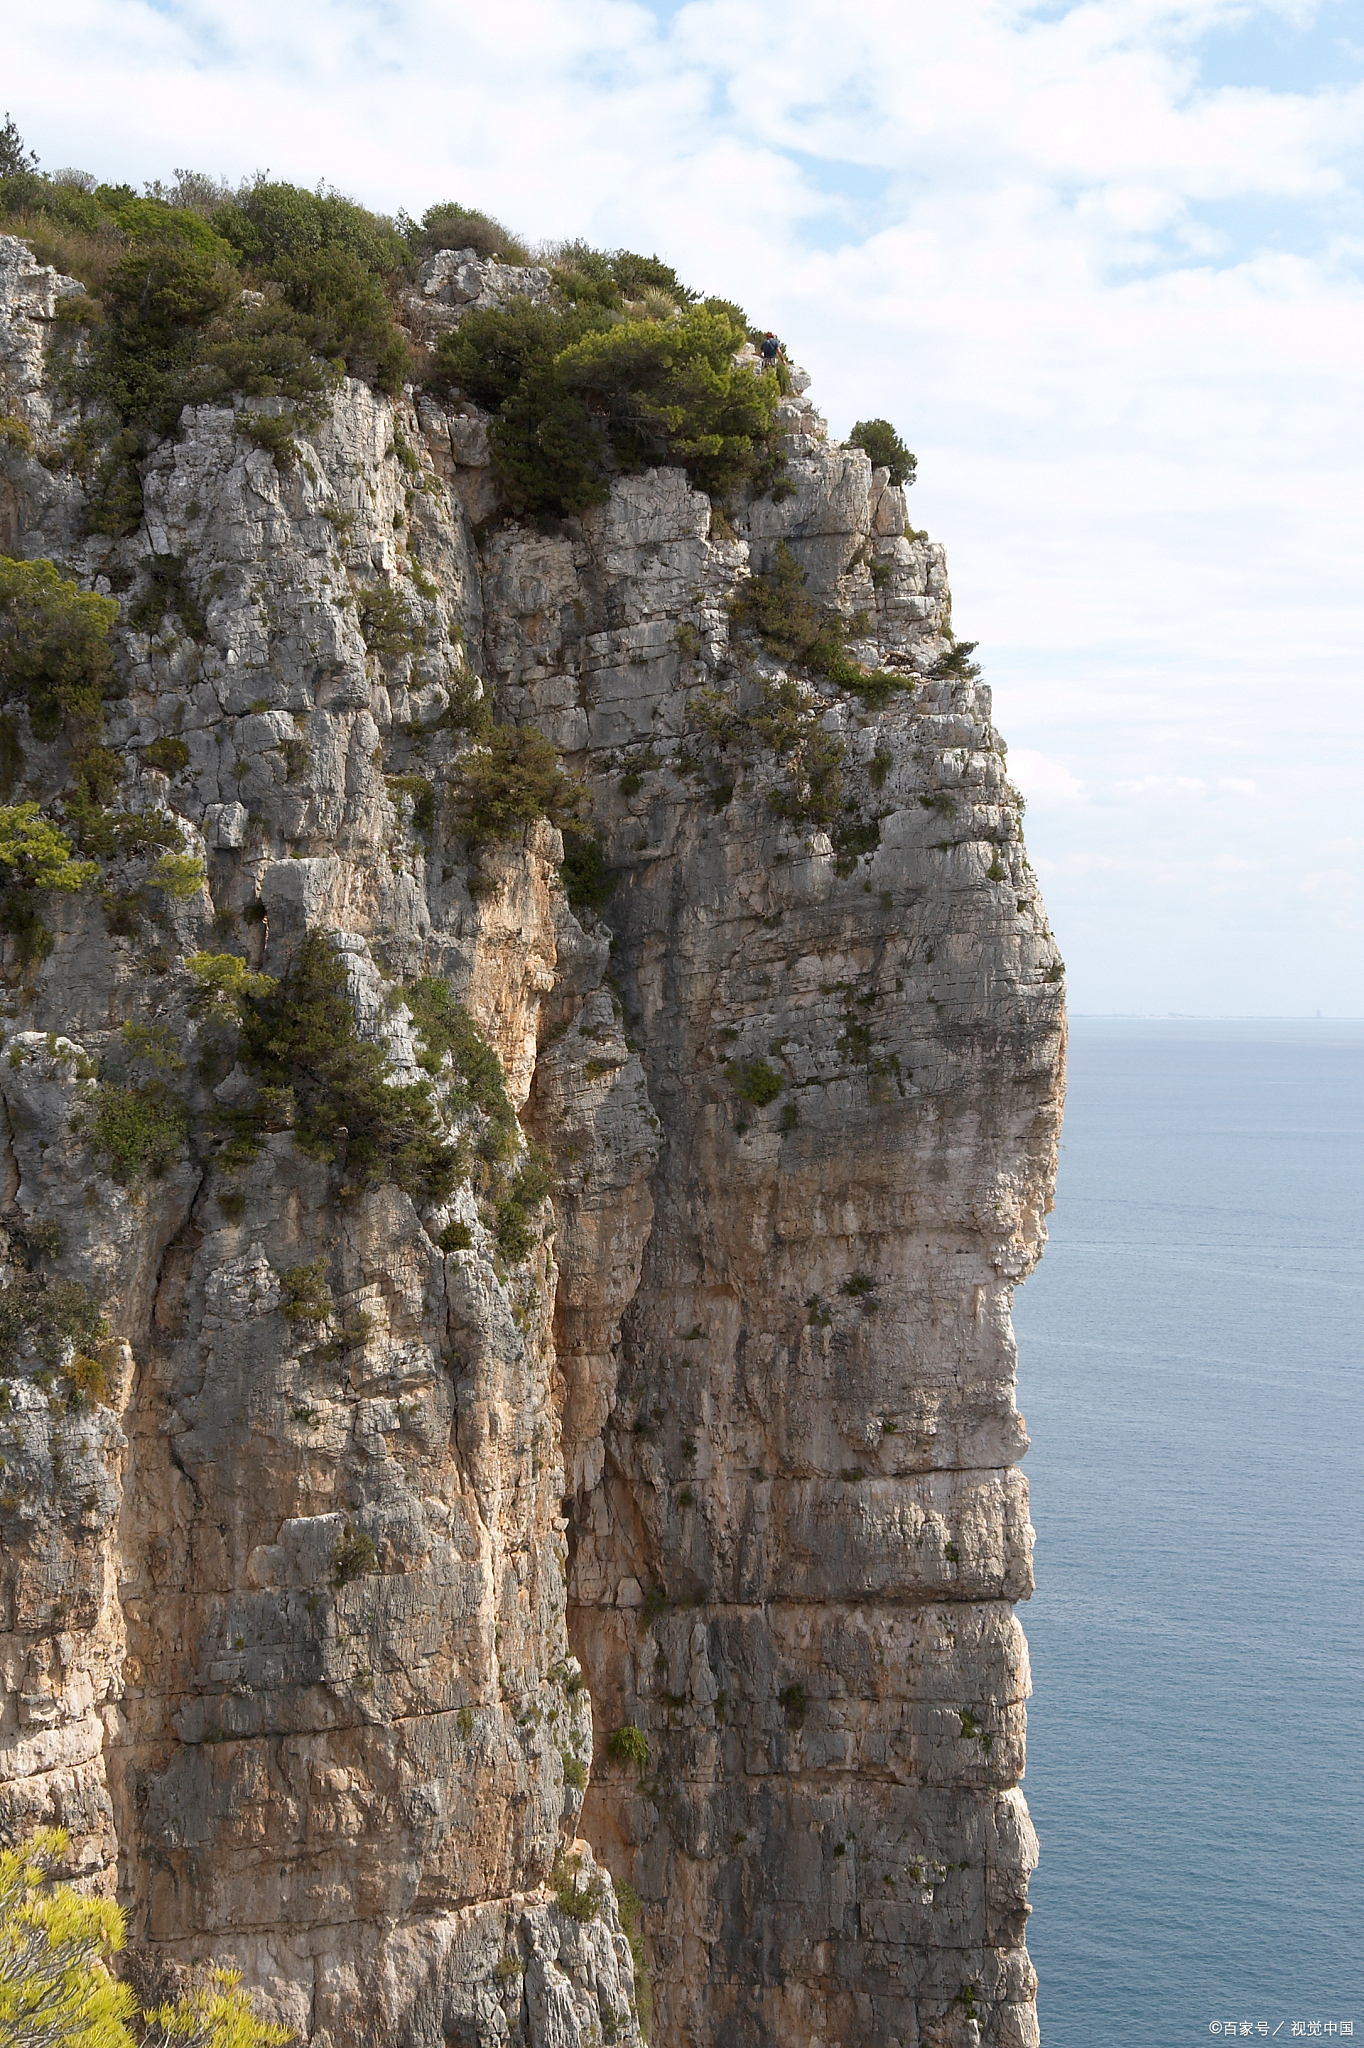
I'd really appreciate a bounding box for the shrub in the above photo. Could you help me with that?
[87,223,239,433]
[561,1751,588,1791]
[0,1273,106,1373]
[60,1349,110,1407]
[278,1255,332,1322]
[274,246,410,394]
[437,1218,473,1253]
[404,977,514,1119]
[556,303,778,500]
[552,1850,604,1923]
[847,418,917,488]
[79,1077,189,1183]
[142,734,189,774]
[0,115,38,180]
[493,1148,554,1263]
[236,409,308,467]
[185,950,278,1017]
[128,552,205,636]
[928,637,982,681]
[560,828,614,914]
[615,1880,652,2036]
[149,851,206,900]
[610,249,699,304]
[413,201,532,265]
[432,296,780,515]
[606,1723,650,1774]
[213,179,412,277]
[840,1272,877,1299]
[357,584,423,657]
[0,1827,292,2047]
[0,556,117,745]
[778,1682,808,1725]
[454,724,589,843]
[729,543,908,710]
[724,1057,783,1106]
[385,774,436,834]
[434,299,614,516]
[0,804,98,893]
[238,932,459,1205]
[332,1523,378,1586]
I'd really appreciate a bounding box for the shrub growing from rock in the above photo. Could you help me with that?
[454,724,589,844]
[847,417,917,488]
[238,933,459,1205]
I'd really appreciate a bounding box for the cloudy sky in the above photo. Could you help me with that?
[9,0,1364,1012]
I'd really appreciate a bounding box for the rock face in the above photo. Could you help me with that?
[0,234,1064,2048]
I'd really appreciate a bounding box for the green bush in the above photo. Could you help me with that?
[0,556,117,745]
[80,1077,189,1183]
[278,1255,332,1322]
[332,1523,378,1586]
[454,724,589,843]
[561,1751,588,1791]
[385,774,436,834]
[213,180,412,278]
[615,1880,652,2036]
[778,1682,808,1725]
[606,1723,650,1774]
[1,174,411,438]
[928,637,982,681]
[142,734,190,774]
[273,246,410,394]
[87,222,239,434]
[412,201,532,265]
[238,932,459,1205]
[557,303,777,500]
[0,1272,106,1373]
[432,297,779,515]
[553,1850,605,1924]
[0,1825,293,2047]
[0,805,98,892]
[729,543,907,710]
[0,803,98,966]
[493,1147,554,1263]
[358,585,423,657]
[847,418,917,488]
[724,1057,783,1106]
[404,977,514,1121]
[0,115,38,180]
[560,828,614,914]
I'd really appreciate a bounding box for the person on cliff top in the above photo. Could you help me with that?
[760,332,782,366]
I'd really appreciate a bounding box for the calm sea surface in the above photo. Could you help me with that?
[1012,1017,1364,2048]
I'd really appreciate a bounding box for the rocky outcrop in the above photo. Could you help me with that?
[0,235,1063,2048]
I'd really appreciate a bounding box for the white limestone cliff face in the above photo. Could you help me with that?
[0,236,1064,2048]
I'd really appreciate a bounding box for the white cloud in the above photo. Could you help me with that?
[3,0,1362,1012]
[1008,749,1088,803]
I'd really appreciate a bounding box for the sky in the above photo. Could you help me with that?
[7,0,1364,1013]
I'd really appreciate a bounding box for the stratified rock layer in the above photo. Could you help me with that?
[0,237,1064,2048]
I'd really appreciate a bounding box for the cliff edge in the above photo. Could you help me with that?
[0,222,1065,2048]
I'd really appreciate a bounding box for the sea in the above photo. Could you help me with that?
[1011,1017,1364,2048]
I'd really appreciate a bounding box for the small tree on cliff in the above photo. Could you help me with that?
[0,1829,290,2048]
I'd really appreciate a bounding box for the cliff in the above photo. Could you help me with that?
[0,223,1064,2048]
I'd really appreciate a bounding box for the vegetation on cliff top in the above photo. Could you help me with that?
[432,296,781,514]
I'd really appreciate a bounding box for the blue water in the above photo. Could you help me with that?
[1013,1018,1364,2048]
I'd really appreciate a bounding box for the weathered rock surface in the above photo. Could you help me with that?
[0,236,1063,2047]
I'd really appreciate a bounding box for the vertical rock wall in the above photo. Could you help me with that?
[0,235,1064,2048]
